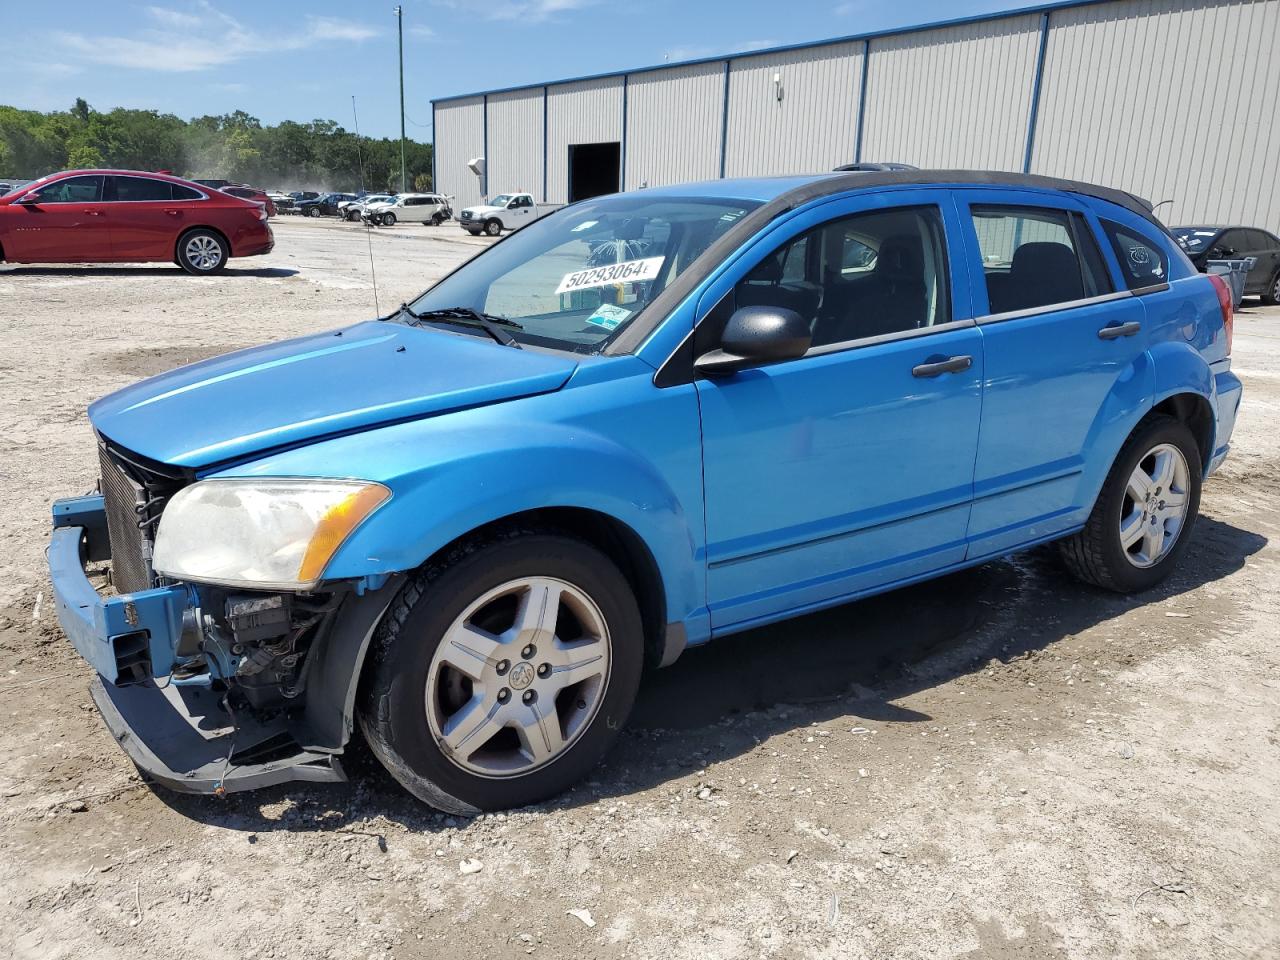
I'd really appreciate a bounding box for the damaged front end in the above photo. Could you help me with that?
[49,443,401,794]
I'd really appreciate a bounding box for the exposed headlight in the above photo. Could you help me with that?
[153,479,390,590]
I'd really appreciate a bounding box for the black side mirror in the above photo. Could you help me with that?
[694,305,812,376]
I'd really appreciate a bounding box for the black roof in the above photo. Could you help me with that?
[790,169,1161,229]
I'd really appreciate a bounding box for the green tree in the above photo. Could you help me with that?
[0,98,432,191]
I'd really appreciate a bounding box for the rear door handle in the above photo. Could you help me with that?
[1098,321,1141,340]
[912,354,973,378]
[84,209,104,217]
[164,209,181,217]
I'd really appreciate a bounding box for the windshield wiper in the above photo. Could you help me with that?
[399,304,523,348]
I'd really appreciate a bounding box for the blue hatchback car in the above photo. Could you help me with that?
[49,170,1241,812]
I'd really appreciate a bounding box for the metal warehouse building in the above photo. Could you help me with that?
[432,0,1280,230]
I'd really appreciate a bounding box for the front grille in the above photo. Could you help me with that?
[460,211,472,220]
[98,445,156,593]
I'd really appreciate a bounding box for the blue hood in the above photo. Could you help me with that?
[89,321,579,468]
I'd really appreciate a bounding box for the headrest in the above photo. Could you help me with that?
[746,251,785,283]
[876,233,924,280]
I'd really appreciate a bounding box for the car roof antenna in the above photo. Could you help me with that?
[351,95,381,318]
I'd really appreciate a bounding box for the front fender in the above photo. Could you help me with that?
[338,421,701,618]
[215,370,708,639]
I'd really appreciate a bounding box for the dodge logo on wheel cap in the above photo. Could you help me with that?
[509,662,535,689]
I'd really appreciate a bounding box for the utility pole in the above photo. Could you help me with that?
[395,5,407,193]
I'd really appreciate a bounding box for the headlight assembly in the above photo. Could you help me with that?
[152,479,390,590]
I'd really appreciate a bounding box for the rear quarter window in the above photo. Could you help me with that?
[1102,220,1168,290]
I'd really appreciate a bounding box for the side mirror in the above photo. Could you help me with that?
[14,193,40,205]
[694,305,811,376]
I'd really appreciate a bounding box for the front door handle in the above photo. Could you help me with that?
[84,209,104,217]
[912,354,973,378]
[1098,321,1141,340]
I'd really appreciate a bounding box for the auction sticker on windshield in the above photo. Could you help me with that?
[556,257,664,295]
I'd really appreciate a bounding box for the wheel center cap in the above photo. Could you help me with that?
[509,662,535,690]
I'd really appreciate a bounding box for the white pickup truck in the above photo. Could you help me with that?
[457,193,540,236]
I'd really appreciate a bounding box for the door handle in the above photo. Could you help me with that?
[912,355,973,378]
[164,209,181,217]
[1098,321,1141,340]
[83,209,104,217]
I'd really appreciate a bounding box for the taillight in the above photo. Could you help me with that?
[1207,273,1234,355]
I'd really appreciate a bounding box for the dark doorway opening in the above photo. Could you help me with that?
[568,142,620,202]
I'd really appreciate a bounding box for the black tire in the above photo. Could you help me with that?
[484,219,502,237]
[1262,269,1280,306]
[176,228,229,275]
[359,529,644,813]
[382,212,397,226]
[1058,414,1202,592]
[307,206,320,217]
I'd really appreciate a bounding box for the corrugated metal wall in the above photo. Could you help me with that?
[861,14,1042,170]
[1031,0,1280,229]
[485,89,544,201]
[623,63,725,190]
[723,42,863,177]
[434,96,484,208]
[546,76,624,205]
[434,0,1280,230]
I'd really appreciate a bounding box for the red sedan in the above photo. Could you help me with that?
[0,169,273,274]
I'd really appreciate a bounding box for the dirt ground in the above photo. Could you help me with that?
[1,217,1277,960]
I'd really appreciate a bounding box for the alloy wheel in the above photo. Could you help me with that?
[184,235,222,271]
[1119,442,1191,568]
[424,577,611,778]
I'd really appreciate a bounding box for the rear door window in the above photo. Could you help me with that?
[111,176,174,202]
[970,205,1111,314]
[1100,220,1169,290]
[171,184,202,200]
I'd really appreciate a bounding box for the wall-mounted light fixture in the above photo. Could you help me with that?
[773,72,784,102]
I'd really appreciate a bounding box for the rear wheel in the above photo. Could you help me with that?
[1059,415,1202,592]
[484,219,502,237]
[359,530,644,813]
[1262,269,1280,305]
[382,212,397,226]
[177,229,228,275]
[307,206,321,217]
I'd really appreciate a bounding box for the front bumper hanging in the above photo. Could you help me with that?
[48,496,346,794]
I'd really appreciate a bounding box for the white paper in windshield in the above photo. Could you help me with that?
[556,256,664,295]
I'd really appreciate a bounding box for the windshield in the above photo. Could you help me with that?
[1172,227,1220,253]
[3,175,49,198]
[488,194,514,207]
[405,194,759,352]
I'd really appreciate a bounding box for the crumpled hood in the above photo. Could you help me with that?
[89,320,578,468]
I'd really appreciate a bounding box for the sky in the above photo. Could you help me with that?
[0,0,1023,141]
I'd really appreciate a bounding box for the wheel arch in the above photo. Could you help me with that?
[174,224,230,261]
[1150,390,1213,474]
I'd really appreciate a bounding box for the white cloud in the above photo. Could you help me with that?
[53,3,380,73]
[431,0,596,22]
[409,24,438,39]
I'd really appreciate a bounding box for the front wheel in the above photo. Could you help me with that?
[1262,269,1280,305]
[307,206,320,217]
[382,212,397,226]
[177,229,228,275]
[1059,414,1202,592]
[484,219,502,237]
[359,530,644,813]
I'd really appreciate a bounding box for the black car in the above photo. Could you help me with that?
[295,192,358,217]
[1172,225,1280,303]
